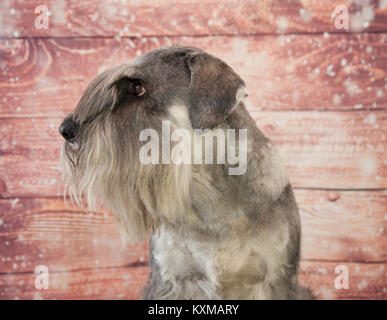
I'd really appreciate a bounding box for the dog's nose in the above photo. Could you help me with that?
[59,116,78,143]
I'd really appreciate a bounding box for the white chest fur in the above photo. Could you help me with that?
[152,228,220,299]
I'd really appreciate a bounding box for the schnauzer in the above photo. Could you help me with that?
[59,46,314,299]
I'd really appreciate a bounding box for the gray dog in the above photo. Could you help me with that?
[59,46,314,299]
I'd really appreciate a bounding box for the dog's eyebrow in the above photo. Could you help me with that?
[76,83,117,125]
[79,107,107,126]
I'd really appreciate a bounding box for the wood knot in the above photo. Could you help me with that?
[327,191,340,202]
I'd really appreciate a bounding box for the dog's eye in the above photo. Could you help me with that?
[126,79,145,97]
[111,78,146,110]
[134,83,146,96]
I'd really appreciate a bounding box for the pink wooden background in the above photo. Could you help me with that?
[0,0,386,299]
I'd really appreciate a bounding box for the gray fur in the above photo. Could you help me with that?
[59,46,314,300]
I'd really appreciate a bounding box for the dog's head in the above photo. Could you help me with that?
[59,46,248,242]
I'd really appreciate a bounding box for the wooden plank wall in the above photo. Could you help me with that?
[0,0,386,300]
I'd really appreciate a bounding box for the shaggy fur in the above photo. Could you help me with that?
[59,46,314,300]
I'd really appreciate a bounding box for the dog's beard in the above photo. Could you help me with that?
[60,114,192,243]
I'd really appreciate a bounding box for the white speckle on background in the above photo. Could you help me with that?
[359,157,378,176]
[317,268,328,275]
[333,94,342,105]
[345,79,362,96]
[357,280,368,290]
[363,114,377,124]
[277,16,288,32]
[299,8,312,22]
[89,12,99,22]
[326,64,335,77]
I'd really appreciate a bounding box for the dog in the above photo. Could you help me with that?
[59,46,314,299]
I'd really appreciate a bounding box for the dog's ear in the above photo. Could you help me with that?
[185,52,248,129]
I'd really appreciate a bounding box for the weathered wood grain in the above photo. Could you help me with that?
[0,191,385,274]
[0,110,385,197]
[0,261,385,299]
[251,110,387,189]
[0,0,384,302]
[297,189,386,262]
[0,266,149,300]
[0,198,149,274]
[1,0,387,38]
[1,33,387,118]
